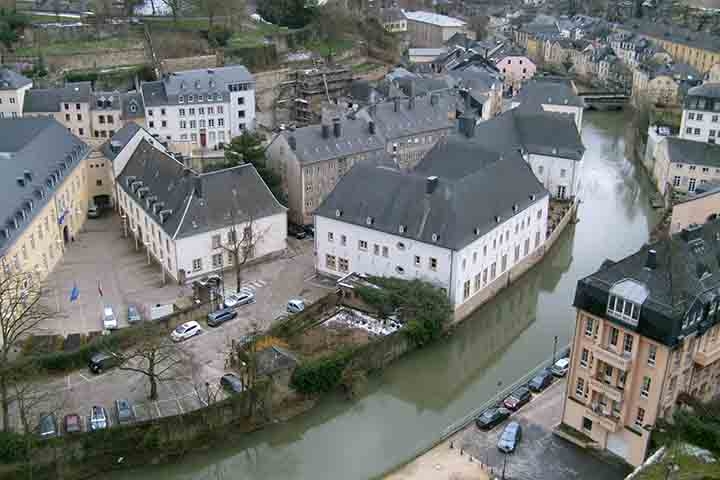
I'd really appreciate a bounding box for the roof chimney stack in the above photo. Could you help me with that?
[426,176,439,195]
[646,249,657,270]
[288,135,296,150]
[368,120,376,135]
[408,96,415,110]
[393,98,400,113]
[321,123,330,139]
[459,115,476,138]
[333,118,341,138]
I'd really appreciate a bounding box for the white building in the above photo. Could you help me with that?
[679,83,720,144]
[140,65,255,153]
[313,125,550,311]
[116,138,286,284]
[0,68,31,119]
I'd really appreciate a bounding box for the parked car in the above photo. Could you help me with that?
[63,413,82,434]
[475,406,511,430]
[528,370,553,392]
[87,204,102,218]
[551,358,570,377]
[89,406,108,431]
[197,275,222,288]
[102,305,118,330]
[37,413,57,438]
[88,351,120,374]
[223,289,255,308]
[287,298,305,314]
[288,223,306,239]
[503,387,532,411]
[497,421,522,453]
[127,305,141,324]
[207,308,238,327]
[115,399,135,425]
[303,225,315,237]
[220,373,244,394]
[171,321,202,342]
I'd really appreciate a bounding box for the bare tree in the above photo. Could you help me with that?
[221,211,268,293]
[0,269,53,432]
[109,323,188,400]
[9,363,66,435]
[158,0,185,23]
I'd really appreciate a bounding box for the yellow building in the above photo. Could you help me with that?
[0,118,93,283]
[560,223,720,466]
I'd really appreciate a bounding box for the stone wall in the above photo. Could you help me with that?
[26,24,134,44]
[161,54,219,73]
[254,67,291,112]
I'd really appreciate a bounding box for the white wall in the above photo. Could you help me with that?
[0,84,31,119]
[175,212,286,281]
[528,153,583,199]
[112,129,166,179]
[680,108,720,144]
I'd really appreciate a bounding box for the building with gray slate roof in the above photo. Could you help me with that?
[116,139,286,283]
[511,78,585,130]
[561,219,720,467]
[650,135,720,197]
[0,67,32,120]
[679,82,720,145]
[313,120,550,313]
[0,117,92,282]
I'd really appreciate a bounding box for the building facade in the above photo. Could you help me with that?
[0,68,31,119]
[650,136,720,197]
[670,184,720,234]
[679,83,720,144]
[561,221,720,466]
[404,10,469,48]
[632,62,701,108]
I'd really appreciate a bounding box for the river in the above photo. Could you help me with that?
[107,111,660,480]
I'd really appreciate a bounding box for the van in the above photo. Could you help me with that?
[88,352,120,374]
[551,358,570,377]
[287,299,305,314]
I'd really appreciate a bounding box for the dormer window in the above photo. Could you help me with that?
[431,233,439,243]
[179,95,184,103]
[366,216,374,225]
[607,279,648,327]
[335,209,342,217]
[399,225,406,234]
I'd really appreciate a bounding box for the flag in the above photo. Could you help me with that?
[69,283,79,302]
[97,280,103,297]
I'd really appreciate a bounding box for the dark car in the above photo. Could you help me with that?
[475,406,511,430]
[497,421,522,453]
[528,370,553,393]
[115,399,135,425]
[303,225,315,237]
[127,305,142,324]
[63,413,82,434]
[503,387,532,411]
[288,223,306,239]
[37,412,57,439]
[220,373,244,394]
[88,352,120,374]
[207,308,238,327]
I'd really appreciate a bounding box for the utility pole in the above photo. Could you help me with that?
[552,335,559,364]
[501,454,508,479]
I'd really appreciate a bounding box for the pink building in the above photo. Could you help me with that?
[493,51,537,95]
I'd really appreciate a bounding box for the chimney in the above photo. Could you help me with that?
[23,170,32,182]
[16,177,25,187]
[393,98,400,113]
[408,96,415,110]
[193,176,202,198]
[646,249,657,270]
[459,115,476,138]
[333,119,341,138]
[426,176,439,195]
[368,120,376,135]
[430,93,438,106]
[288,135,297,150]
[321,124,330,139]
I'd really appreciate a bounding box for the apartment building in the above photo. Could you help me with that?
[0,118,92,283]
[631,61,701,108]
[561,221,720,466]
[649,136,720,196]
[314,122,549,313]
[491,47,537,94]
[679,83,720,144]
[511,78,585,131]
[23,82,94,139]
[116,139,285,283]
[0,68,31,119]
[140,66,255,152]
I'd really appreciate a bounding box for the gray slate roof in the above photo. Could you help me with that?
[617,20,720,53]
[0,118,89,254]
[575,220,720,347]
[100,122,141,161]
[0,68,31,91]
[283,116,385,165]
[118,140,284,239]
[363,94,458,140]
[23,82,93,113]
[315,154,547,251]
[142,65,253,107]
[666,137,720,168]
[515,78,584,108]
[687,82,720,99]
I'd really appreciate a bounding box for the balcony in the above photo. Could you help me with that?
[591,344,632,371]
[585,405,621,432]
[694,345,720,367]
[589,377,624,403]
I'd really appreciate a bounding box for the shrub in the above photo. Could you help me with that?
[207,26,232,47]
[290,350,354,394]
[0,431,31,463]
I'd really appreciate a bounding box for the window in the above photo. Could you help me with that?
[107,115,113,124]
[199,107,205,115]
[640,376,651,398]
[609,327,619,346]
[560,168,567,178]
[149,121,155,128]
[75,103,80,110]
[474,273,481,291]
[623,334,634,354]
[180,120,187,129]
[192,258,202,271]
[161,108,166,116]
[338,257,349,272]
[218,118,225,127]
[179,109,185,117]
[64,103,69,110]
[325,254,337,270]
[212,253,222,268]
[328,232,334,242]
[218,106,224,114]
[373,244,380,255]
[585,317,595,337]
[238,97,245,105]
[161,120,167,128]
[648,344,657,366]
[190,120,197,128]
[414,255,421,266]
[96,179,102,186]
[382,246,388,257]
[238,110,246,119]
[689,112,696,120]
[607,295,640,324]
[227,230,236,244]
[79,128,84,136]
[576,377,585,398]
[65,114,70,121]
[463,281,470,300]
[689,178,697,192]
[429,257,438,271]
[358,240,368,251]
[713,115,719,123]
[635,408,645,428]
[580,348,589,367]
[673,176,681,187]
[490,262,496,279]
[212,234,221,249]
[694,128,701,135]
[179,95,184,103]
[686,127,692,134]
[697,113,704,121]
[582,417,592,432]
[340,234,346,246]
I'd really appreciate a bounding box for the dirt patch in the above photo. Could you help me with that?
[289,325,372,359]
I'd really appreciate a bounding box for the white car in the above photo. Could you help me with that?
[551,357,570,377]
[102,306,118,330]
[224,289,255,308]
[171,321,202,342]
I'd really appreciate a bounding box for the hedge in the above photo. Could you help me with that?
[290,350,354,395]
[0,432,31,463]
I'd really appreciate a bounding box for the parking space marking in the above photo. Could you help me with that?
[176,399,184,414]
[154,402,162,418]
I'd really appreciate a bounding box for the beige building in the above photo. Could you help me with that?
[0,68,32,119]
[404,10,469,48]
[561,223,720,466]
[632,62,701,108]
[648,136,720,197]
[0,118,93,284]
[380,8,407,33]
[670,184,720,234]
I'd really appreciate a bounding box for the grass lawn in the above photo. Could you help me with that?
[27,13,84,24]
[14,37,144,56]
[228,24,293,48]
[352,62,382,73]
[304,38,354,57]
[635,453,720,479]
[144,16,212,30]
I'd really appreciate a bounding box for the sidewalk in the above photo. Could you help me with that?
[386,437,490,480]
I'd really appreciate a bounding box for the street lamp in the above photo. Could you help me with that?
[144,241,151,265]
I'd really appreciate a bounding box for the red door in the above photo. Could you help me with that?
[200,132,207,147]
